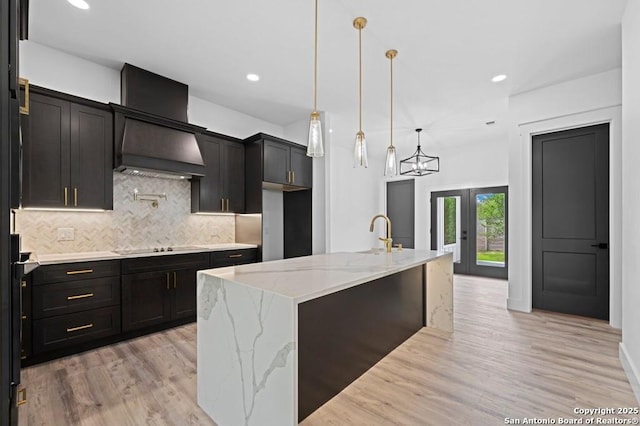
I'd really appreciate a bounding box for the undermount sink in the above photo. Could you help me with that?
[358,248,386,254]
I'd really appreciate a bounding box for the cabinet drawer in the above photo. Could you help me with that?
[33,260,120,285]
[33,306,121,354]
[211,249,258,267]
[32,276,120,319]
[122,252,209,274]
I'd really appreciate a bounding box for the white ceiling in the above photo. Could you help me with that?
[29,0,627,150]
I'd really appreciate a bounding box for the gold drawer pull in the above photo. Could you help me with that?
[67,293,94,301]
[66,269,93,275]
[228,254,243,258]
[21,315,27,320]
[67,323,94,333]
[17,388,27,406]
[21,280,27,288]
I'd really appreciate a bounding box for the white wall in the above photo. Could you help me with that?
[620,1,640,404]
[19,41,284,139]
[326,115,383,252]
[507,69,623,330]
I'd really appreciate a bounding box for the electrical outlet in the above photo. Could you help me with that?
[57,227,75,241]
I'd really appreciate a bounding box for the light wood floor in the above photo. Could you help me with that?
[19,276,638,425]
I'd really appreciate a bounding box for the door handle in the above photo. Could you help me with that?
[74,188,78,207]
[591,243,608,249]
[166,272,170,290]
[173,271,177,289]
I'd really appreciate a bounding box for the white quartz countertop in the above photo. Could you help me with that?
[35,243,258,265]
[200,249,452,303]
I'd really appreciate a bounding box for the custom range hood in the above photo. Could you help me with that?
[112,64,205,178]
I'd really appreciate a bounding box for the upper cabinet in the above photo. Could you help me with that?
[191,132,245,213]
[263,140,312,188]
[244,133,313,214]
[21,87,113,209]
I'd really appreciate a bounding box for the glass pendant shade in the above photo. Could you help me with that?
[307,112,324,157]
[353,131,368,168]
[385,145,398,176]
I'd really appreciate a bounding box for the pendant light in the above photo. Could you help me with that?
[353,17,368,168]
[384,49,398,177]
[306,0,324,157]
[400,128,440,176]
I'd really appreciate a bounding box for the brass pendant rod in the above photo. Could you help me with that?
[390,52,393,147]
[313,0,318,112]
[358,26,362,132]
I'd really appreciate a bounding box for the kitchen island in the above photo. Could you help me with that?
[197,249,453,425]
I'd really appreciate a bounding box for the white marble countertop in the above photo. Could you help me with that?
[200,249,451,303]
[35,243,258,265]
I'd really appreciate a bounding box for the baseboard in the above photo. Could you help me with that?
[620,343,640,405]
[507,297,531,313]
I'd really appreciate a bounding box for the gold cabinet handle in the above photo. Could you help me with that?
[67,293,94,301]
[226,198,230,212]
[74,188,78,207]
[292,170,295,184]
[21,315,27,320]
[221,198,225,211]
[17,388,27,406]
[173,271,177,289]
[67,323,93,333]
[21,280,27,288]
[19,78,29,115]
[66,269,93,275]
[228,254,243,258]
[287,170,291,184]
[64,187,68,206]
[166,272,170,290]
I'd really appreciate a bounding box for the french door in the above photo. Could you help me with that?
[430,186,508,279]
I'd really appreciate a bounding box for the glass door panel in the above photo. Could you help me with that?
[431,186,508,279]
[469,187,508,278]
[431,189,469,274]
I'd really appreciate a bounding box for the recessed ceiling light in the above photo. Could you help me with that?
[67,0,90,10]
[491,74,507,83]
[246,73,260,82]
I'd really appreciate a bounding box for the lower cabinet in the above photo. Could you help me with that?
[33,306,121,354]
[25,249,258,364]
[121,252,209,332]
[29,259,121,359]
[121,267,199,332]
[121,271,172,331]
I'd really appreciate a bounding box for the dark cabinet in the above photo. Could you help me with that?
[122,271,172,331]
[263,139,312,188]
[245,133,314,214]
[121,253,208,332]
[210,248,258,268]
[21,87,113,209]
[290,146,313,188]
[192,132,245,213]
[172,269,198,319]
[30,260,121,356]
[263,140,291,185]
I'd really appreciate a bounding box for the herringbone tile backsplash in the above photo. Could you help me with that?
[15,173,235,254]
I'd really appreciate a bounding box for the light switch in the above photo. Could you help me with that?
[57,227,75,241]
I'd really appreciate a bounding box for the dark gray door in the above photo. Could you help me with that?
[532,124,609,320]
[387,180,415,249]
